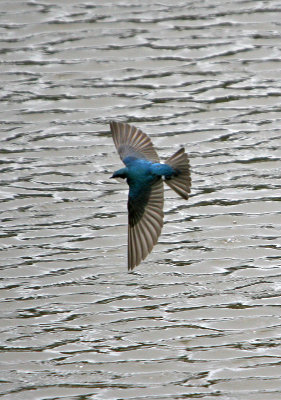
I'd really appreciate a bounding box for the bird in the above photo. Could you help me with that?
[110,121,191,271]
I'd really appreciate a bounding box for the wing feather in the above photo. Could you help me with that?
[110,121,160,163]
[128,178,164,271]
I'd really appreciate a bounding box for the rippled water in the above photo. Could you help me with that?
[1,1,281,399]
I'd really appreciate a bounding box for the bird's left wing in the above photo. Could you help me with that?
[128,178,164,271]
[110,121,160,164]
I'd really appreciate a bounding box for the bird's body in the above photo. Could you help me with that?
[110,121,191,271]
[113,158,176,187]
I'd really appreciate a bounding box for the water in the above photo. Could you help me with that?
[1,1,281,399]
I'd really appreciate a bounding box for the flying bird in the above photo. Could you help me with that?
[110,121,191,271]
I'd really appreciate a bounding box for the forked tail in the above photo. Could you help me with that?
[165,148,191,200]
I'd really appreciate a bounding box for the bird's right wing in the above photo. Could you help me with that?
[128,178,164,271]
[110,121,160,164]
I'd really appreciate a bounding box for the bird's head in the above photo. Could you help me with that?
[110,167,128,180]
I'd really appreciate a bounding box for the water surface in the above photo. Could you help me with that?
[1,1,281,399]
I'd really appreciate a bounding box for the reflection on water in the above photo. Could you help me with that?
[1,1,281,399]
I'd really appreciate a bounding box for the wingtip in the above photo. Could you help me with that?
[109,120,116,131]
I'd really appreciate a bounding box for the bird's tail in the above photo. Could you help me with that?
[165,148,191,200]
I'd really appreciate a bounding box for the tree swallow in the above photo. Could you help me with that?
[110,121,191,271]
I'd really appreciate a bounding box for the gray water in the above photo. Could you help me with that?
[1,1,281,399]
